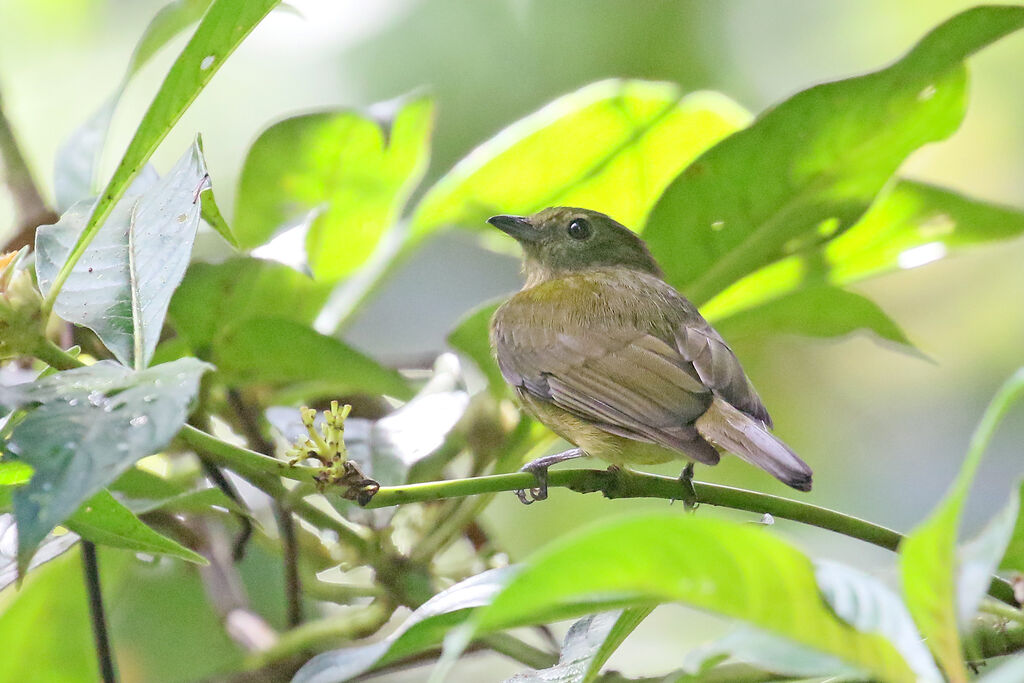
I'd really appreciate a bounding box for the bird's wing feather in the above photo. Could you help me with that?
[492,298,719,463]
[672,304,773,427]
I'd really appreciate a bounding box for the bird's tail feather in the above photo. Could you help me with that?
[695,397,812,492]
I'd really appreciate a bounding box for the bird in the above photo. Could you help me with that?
[488,207,812,504]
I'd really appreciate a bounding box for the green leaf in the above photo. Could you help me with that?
[644,6,1024,305]
[703,181,1024,322]
[168,257,331,352]
[814,560,940,680]
[293,567,516,683]
[44,0,281,310]
[507,608,652,683]
[199,176,237,248]
[899,368,1024,683]
[999,481,1024,574]
[447,299,504,396]
[52,0,214,211]
[235,96,434,281]
[681,626,855,679]
[37,142,207,369]
[212,317,413,400]
[1,358,210,572]
[958,485,1019,625]
[712,285,913,348]
[0,516,79,591]
[469,514,917,682]
[64,489,206,564]
[410,80,750,240]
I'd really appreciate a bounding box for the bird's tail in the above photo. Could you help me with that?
[695,397,812,492]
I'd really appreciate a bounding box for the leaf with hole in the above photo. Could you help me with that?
[644,6,1024,305]
[45,0,281,309]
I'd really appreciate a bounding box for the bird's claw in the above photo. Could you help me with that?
[515,486,548,505]
[515,464,550,504]
[679,462,698,512]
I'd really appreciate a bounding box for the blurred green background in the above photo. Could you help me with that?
[1,1,1023,680]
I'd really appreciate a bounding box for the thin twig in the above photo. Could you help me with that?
[81,541,118,683]
[276,504,303,627]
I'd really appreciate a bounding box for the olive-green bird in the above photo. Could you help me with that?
[488,207,812,503]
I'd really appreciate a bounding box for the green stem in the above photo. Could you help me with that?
[242,601,394,671]
[480,633,558,670]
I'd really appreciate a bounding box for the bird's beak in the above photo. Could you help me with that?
[487,214,541,243]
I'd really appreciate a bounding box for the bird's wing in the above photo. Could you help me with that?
[492,306,719,463]
[671,297,773,427]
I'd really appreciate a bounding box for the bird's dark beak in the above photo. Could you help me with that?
[487,215,541,243]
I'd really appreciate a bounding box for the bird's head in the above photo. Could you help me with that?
[487,207,661,281]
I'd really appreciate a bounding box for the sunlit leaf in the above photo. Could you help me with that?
[199,177,237,248]
[411,80,750,240]
[0,358,210,571]
[900,369,1024,682]
[703,181,1024,322]
[37,142,207,369]
[469,514,917,682]
[45,0,280,309]
[168,257,331,352]
[236,96,434,281]
[645,6,1024,305]
[713,285,912,348]
[212,317,412,400]
[64,489,206,564]
[294,567,517,683]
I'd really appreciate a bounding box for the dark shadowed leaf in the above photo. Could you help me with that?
[64,489,205,564]
[212,317,412,400]
[235,96,434,281]
[713,285,913,348]
[37,142,207,368]
[410,80,750,241]
[703,181,1024,322]
[644,6,1024,305]
[900,369,1024,682]
[469,514,916,682]
[507,608,651,683]
[0,358,210,571]
[293,567,517,683]
[168,257,331,351]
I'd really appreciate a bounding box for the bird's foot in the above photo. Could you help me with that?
[679,462,698,512]
[514,448,585,505]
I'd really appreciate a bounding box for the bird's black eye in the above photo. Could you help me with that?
[567,218,591,240]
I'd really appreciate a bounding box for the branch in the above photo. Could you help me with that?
[0,88,57,250]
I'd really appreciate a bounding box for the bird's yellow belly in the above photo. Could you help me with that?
[519,391,681,466]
